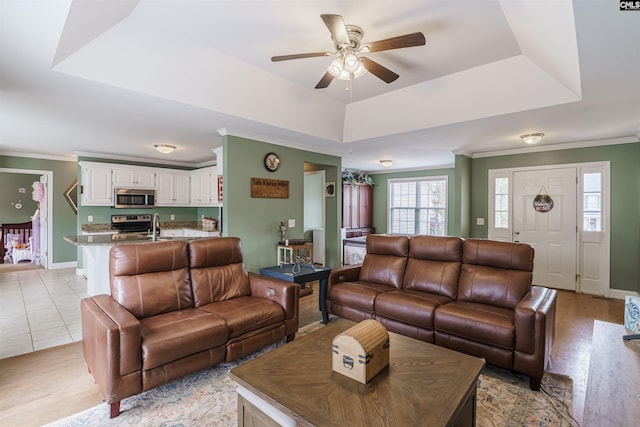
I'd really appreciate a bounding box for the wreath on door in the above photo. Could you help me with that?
[533,186,554,212]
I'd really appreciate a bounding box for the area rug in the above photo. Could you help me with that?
[46,320,574,427]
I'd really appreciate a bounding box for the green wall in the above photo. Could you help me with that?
[223,135,341,273]
[469,143,640,293]
[0,155,78,264]
[0,172,40,224]
[371,167,457,236]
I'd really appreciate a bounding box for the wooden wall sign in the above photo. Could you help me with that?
[251,177,289,198]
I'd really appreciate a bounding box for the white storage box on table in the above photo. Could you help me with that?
[331,319,389,384]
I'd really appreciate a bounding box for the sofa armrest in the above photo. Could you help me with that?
[248,273,299,320]
[514,286,557,354]
[81,295,141,402]
[249,273,299,339]
[328,265,362,287]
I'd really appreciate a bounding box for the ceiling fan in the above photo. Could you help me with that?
[271,14,426,89]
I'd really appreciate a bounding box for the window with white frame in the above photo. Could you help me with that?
[388,177,447,235]
[583,172,602,231]
[494,177,509,229]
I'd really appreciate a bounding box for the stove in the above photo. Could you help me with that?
[111,214,152,237]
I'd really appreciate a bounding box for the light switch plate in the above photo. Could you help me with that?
[88,215,94,222]
[288,219,295,228]
[476,218,485,225]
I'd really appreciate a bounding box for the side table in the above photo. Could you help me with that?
[259,264,331,323]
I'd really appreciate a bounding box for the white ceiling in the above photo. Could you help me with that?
[1,0,638,171]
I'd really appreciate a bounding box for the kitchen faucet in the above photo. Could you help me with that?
[152,212,160,241]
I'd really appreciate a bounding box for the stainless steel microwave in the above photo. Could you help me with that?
[113,188,156,209]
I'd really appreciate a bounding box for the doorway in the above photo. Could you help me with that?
[0,168,52,269]
[304,170,325,265]
[488,162,610,295]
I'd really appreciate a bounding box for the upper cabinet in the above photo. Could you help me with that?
[78,152,223,207]
[79,161,113,206]
[156,171,190,206]
[190,166,218,207]
[112,167,156,189]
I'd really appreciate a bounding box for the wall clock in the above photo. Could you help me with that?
[264,152,280,172]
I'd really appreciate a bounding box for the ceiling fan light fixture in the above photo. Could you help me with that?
[343,53,359,72]
[327,57,344,77]
[154,144,176,154]
[379,159,393,167]
[520,133,544,145]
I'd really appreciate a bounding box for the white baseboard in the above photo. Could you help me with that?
[49,261,77,270]
[608,288,639,300]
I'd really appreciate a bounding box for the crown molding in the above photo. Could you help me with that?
[73,151,216,169]
[0,150,77,162]
[472,136,638,158]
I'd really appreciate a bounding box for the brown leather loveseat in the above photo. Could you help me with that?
[327,234,556,390]
[81,237,299,418]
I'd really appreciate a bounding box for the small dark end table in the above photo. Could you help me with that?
[259,263,331,323]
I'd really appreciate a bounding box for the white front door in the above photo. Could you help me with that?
[513,168,577,290]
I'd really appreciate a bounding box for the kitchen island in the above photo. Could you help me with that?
[64,233,218,296]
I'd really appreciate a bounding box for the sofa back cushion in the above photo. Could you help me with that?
[403,235,463,299]
[458,239,534,309]
[110,240,192,319]
[359,235,409,289]
[188,237,251,307]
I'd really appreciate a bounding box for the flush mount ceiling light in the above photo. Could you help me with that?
[520,133,544,145]
[379,160,393,167]
[154,144,176,154]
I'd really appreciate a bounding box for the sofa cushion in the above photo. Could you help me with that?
[140,309,228,370]
[375,289,452,329]
[359,235,409,289]
[463,239,534,271]
[110,240,193,319]
[458,264,532,310]
[199,296,285,338]
[328,281,396,313]
[403,235,462,299]
[434,301,515,350]
[189,237,251,306]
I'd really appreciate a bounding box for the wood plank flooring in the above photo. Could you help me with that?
[0,284,624,427]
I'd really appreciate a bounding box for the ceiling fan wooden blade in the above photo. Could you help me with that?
[364,32,426,53]
[315,71,334,89]
[360,57,399,83]
[321,14,350,47]
[271,52,331,62]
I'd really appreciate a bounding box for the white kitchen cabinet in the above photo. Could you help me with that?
[160,229,184,237]
[112,167,155,189]
[79,161,113,206]
[183,228,219,237]
[156,171,190,206]
[190,166,218,206]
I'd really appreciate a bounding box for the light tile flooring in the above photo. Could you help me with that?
[0,267,87,359]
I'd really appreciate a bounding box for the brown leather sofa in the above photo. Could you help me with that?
[327,234,556,390]
[81,237,299,418]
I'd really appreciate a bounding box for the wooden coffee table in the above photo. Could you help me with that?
[230,319,485,427]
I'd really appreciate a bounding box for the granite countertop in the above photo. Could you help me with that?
[64,234,215,246]
[81,221,218,234]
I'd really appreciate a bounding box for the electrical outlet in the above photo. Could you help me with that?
[288,219,295,228]
[88,215,94,222]
[170,214,175,220]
